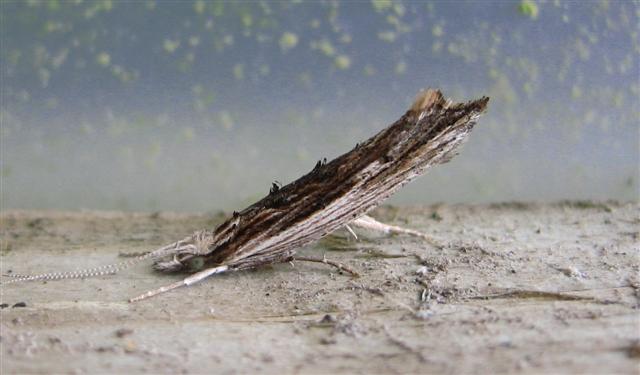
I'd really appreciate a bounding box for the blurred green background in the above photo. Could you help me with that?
[1,0,638,212]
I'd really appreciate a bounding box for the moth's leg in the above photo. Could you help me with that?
[344,224,358,240]
[292,255,359,277]
[131,248,299,302]
[129,265,229,302]
[351,215,440,246]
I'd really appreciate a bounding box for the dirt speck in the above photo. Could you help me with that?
[114,328,134,338]
[625,340,640,359]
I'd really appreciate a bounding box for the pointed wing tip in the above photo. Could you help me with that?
[476,96,490,111]
[410,88,490,114]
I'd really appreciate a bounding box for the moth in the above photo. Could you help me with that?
[3,89,489,302]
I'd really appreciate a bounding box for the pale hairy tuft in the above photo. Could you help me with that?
[409,89,446,113]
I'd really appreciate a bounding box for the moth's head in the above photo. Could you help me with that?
[152,230,214,273]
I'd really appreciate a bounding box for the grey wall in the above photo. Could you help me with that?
[1,0,638,211]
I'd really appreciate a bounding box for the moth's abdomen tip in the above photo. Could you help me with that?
[409,89,446,113]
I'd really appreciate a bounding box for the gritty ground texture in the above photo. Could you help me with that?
[1,202,639,374]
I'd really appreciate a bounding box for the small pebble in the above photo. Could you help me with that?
[320,314,336,324]
[123,340,137,353]
[560,266,587,279]
[0,303,9,309]
[114,328,134,338]
[498,335,513,348]
[415,310,433,320]
[12,302,27,308]
[320,337,336,345]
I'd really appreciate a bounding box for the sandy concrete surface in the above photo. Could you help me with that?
[1,202,638,374]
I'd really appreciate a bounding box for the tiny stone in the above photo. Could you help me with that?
[48,337,62,344]
[498,335,513,348]
[320,337,336,345]
[626,340,640,358]
[561,266,587,279]
[320,314,336,324]
[12,302,27,308]
[123,340,137,353]
[416,266,429,276]
[115,328,134,338]
[415,310,433,320]
[0,303,9,309]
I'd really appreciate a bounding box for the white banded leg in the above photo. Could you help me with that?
[351,215,439,246]
[129,265,229,302]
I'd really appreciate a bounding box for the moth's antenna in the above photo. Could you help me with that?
[1,236,196,284]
